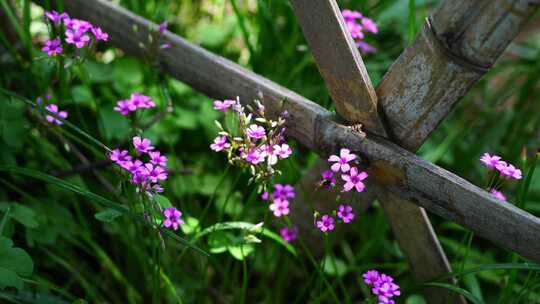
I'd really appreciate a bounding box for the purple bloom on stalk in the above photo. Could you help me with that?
[342,9,362,20]
[361,17,378,33]
[45,104,68,125]
[144,163,168,183]
[210,136,230,152]
[490,189,507,201]
[163,207,184,230]
[272,184,295,200]
[279,226,298,242]
[42,38,63,56]
[269,198,289,217]
[242,148,265,164]
[45,10,68,24]
[131,170,148,186]
[121,159,143,173]
[363,270,380,286]
[499,163,522,180]
[149,151,167,167]
[158,21,168,34]
[328,148,357,173]
[64,18,92,33]
[65,29,90,48]
[133,136,154,154]
[273,144,292,159]
[130,93,155,108]
[261,191,269,201]
[213,99,235,112]
[246,124,266,139]
[320,170,336,188]
[91,26,109,41]
[109,149,132,164]
[357,41,377,54]
[341,167,368,192]
[114,99,135,115]
[480,153,502,168]
[337,204,355,223]
[316,215,335,232]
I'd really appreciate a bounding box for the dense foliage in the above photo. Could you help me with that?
[1,0,540,303]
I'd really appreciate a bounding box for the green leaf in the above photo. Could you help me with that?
[421,283,484,304]
[72,85,94,106]
[0,202,38,228]
[227,244,254,261]
[0,236,33,290]
[207,231,234,254]
[180,216,200,235]
[154,194,172,208]
[83,60,113,83]
[405,295,427,304]
[98,107,130,142]
[94,208,123,222]
[322,255,348,277]
[113,58,143,87]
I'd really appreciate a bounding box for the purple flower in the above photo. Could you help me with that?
[342,9,362,21]
[261,192,269,200]
[316,215,335,232]
[45,10,68,24]
[357,41,377,54]
[246,124,266,139]
[163,207,184,230]
[361,17,378,33]
[320,170,336,189]
[210,136,231,152]
[133,136,154,154]
[213,99,235,112]
[130,93,155,109]
[149,151,167,167]
[328,148,357,173]
[151,184,164,193]
[242,148,265,165]
[144,163,167,183]
[91,26,109,41]
[42,38,63,56]
[158,21,168,34]
[341,167,368,192]
[363,270,380,286]
[45,104,68,125]
[272,184,295,200]
[269,198,289,217]
[490,189,507,201]
[114,99,135,116]
[64,18,92,33]
[131,170,148,186]
[480,153,502,168]
[337,204,355,223]
[499,163,522,180]
[109,149,132,164]
[273,144,292,159]
[65,29,90,48]
[279,226,298,242]
[121,159,143,174]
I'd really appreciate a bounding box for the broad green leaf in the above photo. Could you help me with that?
[94,208,123,222]
[180,216,200,235]
[0,202,38,228]
[227,244,254,261]
[98,107,130,142]
[0,268,22,290]
[72,85,94,106]
[112,58,143,87]
[83,60,113,83]
[0,236,33,290]
[154,194,172,208]
[322,255,348,277]
[405,295,427,304]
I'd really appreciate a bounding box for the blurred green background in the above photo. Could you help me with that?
[1,0,540,303]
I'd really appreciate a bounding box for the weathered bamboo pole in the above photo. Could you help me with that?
[288,1,457,302]
[36,0,540,263]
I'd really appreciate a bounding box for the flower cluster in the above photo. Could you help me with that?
[42,10,108,57]
[37,96,69,125]
[210,97,292,187]
[109,136,168,194]
[279,225,298,242]
[480,152,522,202]
[315,203,356,232]
[114,93,156,116]
[362,270,401,304]
[320,148,368,193]
[162,207,184,231]
[342,9,378,54]
[262,184,295,218]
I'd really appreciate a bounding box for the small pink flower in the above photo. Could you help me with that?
[121,159,143,174]
[42,38,63,56]
[213,99,235,111]
[280,226,298,242]
[64,18,92,33]
[320,170,336,189]
[328,148,357,172]
[163,207,184,230]
[490,189,507,201]
[91,26,109,41]
[65,29,90,48]
[500,164,522,180]
[149,151,168,167]
[131,170,148,186]
[357,41,377,54]
[114,100,135,115]
[45,104,68,125]
[246,124,266,139]
[242,148,265,164]
[210,136,230,152]
[130,93,155,109]
[363,270,380,285]
[272,184,295,200]
[261,191,269,200]
[269,198,289,217]
[133,136,154,154]
[361,17,378,33]
[337,204,355,223]
[109,149,132,164]
[273,144,292,159]
[45,10,68,24]
[342,9,362,20]
[144,163,168,183]
[480,153,502,168]
[316,215,335,232]
[341,167,368,192]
